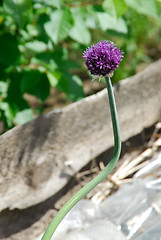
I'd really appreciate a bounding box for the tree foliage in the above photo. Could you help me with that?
[0,0,160,131]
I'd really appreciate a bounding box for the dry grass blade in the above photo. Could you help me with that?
[112,136,161,184]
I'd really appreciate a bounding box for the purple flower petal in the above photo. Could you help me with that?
[83,40,124,77]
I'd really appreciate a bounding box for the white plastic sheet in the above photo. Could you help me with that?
[37,149,161,240]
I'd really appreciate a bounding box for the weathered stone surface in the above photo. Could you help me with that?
[0,59,161,211]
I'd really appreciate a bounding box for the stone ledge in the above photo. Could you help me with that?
[0,59,161,210]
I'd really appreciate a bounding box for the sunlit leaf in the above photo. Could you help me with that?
[48,71,69,93]
[103,0,127,18]
[3,0,32,28]
[44,8,74,44]
[14,109,34,125]
[0,81,8,97]
[62,72,84,101]
[69,9,91,45]
[124,0,158,18]
[34,0,62,8]
[24,40,48,53]
[97,12,128,33]
[48,70,84,101]
[0,102,13,128]
[47,72,59,87]
[67,75,85,101]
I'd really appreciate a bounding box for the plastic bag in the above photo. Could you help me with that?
[37,150,161,240]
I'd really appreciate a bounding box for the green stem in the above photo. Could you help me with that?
[41,77,121,240]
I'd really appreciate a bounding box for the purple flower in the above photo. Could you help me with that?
[83,40,124,77]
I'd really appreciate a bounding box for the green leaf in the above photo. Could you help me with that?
[44,8,74,44]
[0,102,13,128]
[0,81,8,97]
[102,0,116,17]
[3,0,32,28]
[69,9,91,45]
[0,34,20,66]
[47,71,59,87]
[38,0,63,8]
[124,0,158,18]
[61,60,80,70]
[61,72,84,101]
[21,71,40,93]
[21,70,50,101]
[34,52,58,72]
[67,75,85,101]
[48,71,84,101]
[86,15,98,29]
[14,109,34,125]
[48,0,62,8]
[97,12,128,33]
[24,40,48,54]
[48,71,69,93]
[7,72,28,111]
[103,0,127,18]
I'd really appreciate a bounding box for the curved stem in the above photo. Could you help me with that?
[41,77,121,240]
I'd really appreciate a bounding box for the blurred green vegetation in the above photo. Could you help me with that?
[0,0,161,131]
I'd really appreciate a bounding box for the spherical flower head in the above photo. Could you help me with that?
[83,40,124,77]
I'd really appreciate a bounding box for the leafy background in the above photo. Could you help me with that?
[0,0,161,132]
